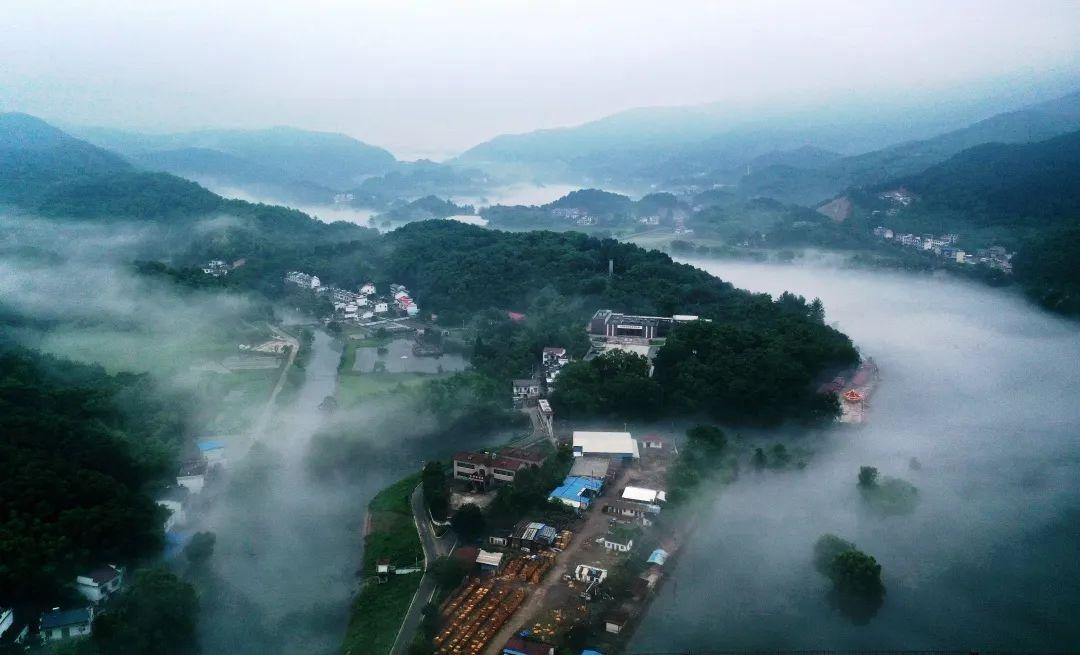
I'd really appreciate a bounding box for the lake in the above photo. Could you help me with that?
[632,258,1080,650]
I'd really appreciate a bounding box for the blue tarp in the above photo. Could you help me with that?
[196,439,226,452]
[647,548,669,565]
[548,475,603,508]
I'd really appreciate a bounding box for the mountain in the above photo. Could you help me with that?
[0,113,131,204]
[453,91,1070,189]
[893,130,1080,224]
[0,114,372,262]
[740,91,1080,205]
[72,125,398,190]
[126,147,338,204]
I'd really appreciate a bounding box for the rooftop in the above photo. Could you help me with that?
[196,439,226,452]
[549,476,603,507]
[569,457,610,479]
[40,608,91,630]
[573,431,639,458]
[81,565,120,585]
[622,486,664,503]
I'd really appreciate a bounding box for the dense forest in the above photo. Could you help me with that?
[0,345,191,606]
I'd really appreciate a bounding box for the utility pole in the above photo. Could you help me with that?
[608,258,614,277]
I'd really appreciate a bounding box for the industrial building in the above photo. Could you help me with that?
[547,475,603,510]
[588,309,704,340]
[572,431,639,461]
[508,521,558,550]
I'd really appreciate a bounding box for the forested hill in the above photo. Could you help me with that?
[0,344,190,606]
[0,113,376,260]
[891,130,1080,223]
[878,131,1080,315]
[374,221,859,425]
[71,124,398,190]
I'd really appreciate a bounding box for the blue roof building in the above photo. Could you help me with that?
[548,476,603,510]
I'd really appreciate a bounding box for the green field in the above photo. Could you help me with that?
[336,371,446,406]
[342,474,424,655]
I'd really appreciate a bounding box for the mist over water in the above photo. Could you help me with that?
[633,257,1080,651]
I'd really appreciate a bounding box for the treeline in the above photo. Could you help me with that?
[0,345,191,606]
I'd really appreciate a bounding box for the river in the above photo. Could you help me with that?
[633,258,1080,651]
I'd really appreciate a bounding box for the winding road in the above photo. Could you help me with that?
[390,485,456,655]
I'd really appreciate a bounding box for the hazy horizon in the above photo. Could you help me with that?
[3,0,1079,159]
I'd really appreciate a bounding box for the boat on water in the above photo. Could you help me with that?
[838,358,880,424]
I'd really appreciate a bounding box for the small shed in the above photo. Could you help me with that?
[604,609,630,634]
[476,549,504,572]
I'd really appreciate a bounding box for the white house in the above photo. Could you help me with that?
[374,302,389,314]
[156,485,188,531]
[359,282,376,296]
[177,459,207,495]
[39,607,93,643]
[74,565,124,604]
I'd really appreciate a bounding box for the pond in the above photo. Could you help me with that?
[352,337,469,375]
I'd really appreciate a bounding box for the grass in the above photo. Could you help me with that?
[342,474,424,655]
[336,371,449,406]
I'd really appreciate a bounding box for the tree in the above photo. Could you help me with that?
[91,568,198,655]
[421,461,449,521]
[752,447,767,470]
[429,556,466,591]
[184,531,216,565]
[858,466,879,488]
[813,534,856,576]
[812,534,885,624]
[451,504,486,541]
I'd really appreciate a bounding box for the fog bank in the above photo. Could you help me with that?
[634,259,1080,650]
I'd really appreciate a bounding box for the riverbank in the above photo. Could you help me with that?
[342,474,424,655]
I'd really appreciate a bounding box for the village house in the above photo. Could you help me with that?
[201,260,229,277]
[374,302,389,314]
[359,282,376,296]
[155,486,188,532]
[39,607,93,643]
[541,346,571,390]
[511,378,541,407]
[452,447,546,489]
[176,458,208,494]
[284,271,321,289]
[74,565,124,604]
[602,498,660,525]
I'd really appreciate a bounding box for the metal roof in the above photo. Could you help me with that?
[40,608,90,630]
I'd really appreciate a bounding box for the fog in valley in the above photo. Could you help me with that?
[634,256,1080,650]
[0,214,505,653]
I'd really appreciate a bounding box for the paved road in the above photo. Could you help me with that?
[243,323,299,452]
[390,485,456,655]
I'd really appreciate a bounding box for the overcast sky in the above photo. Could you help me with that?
[2,0,1078,158]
